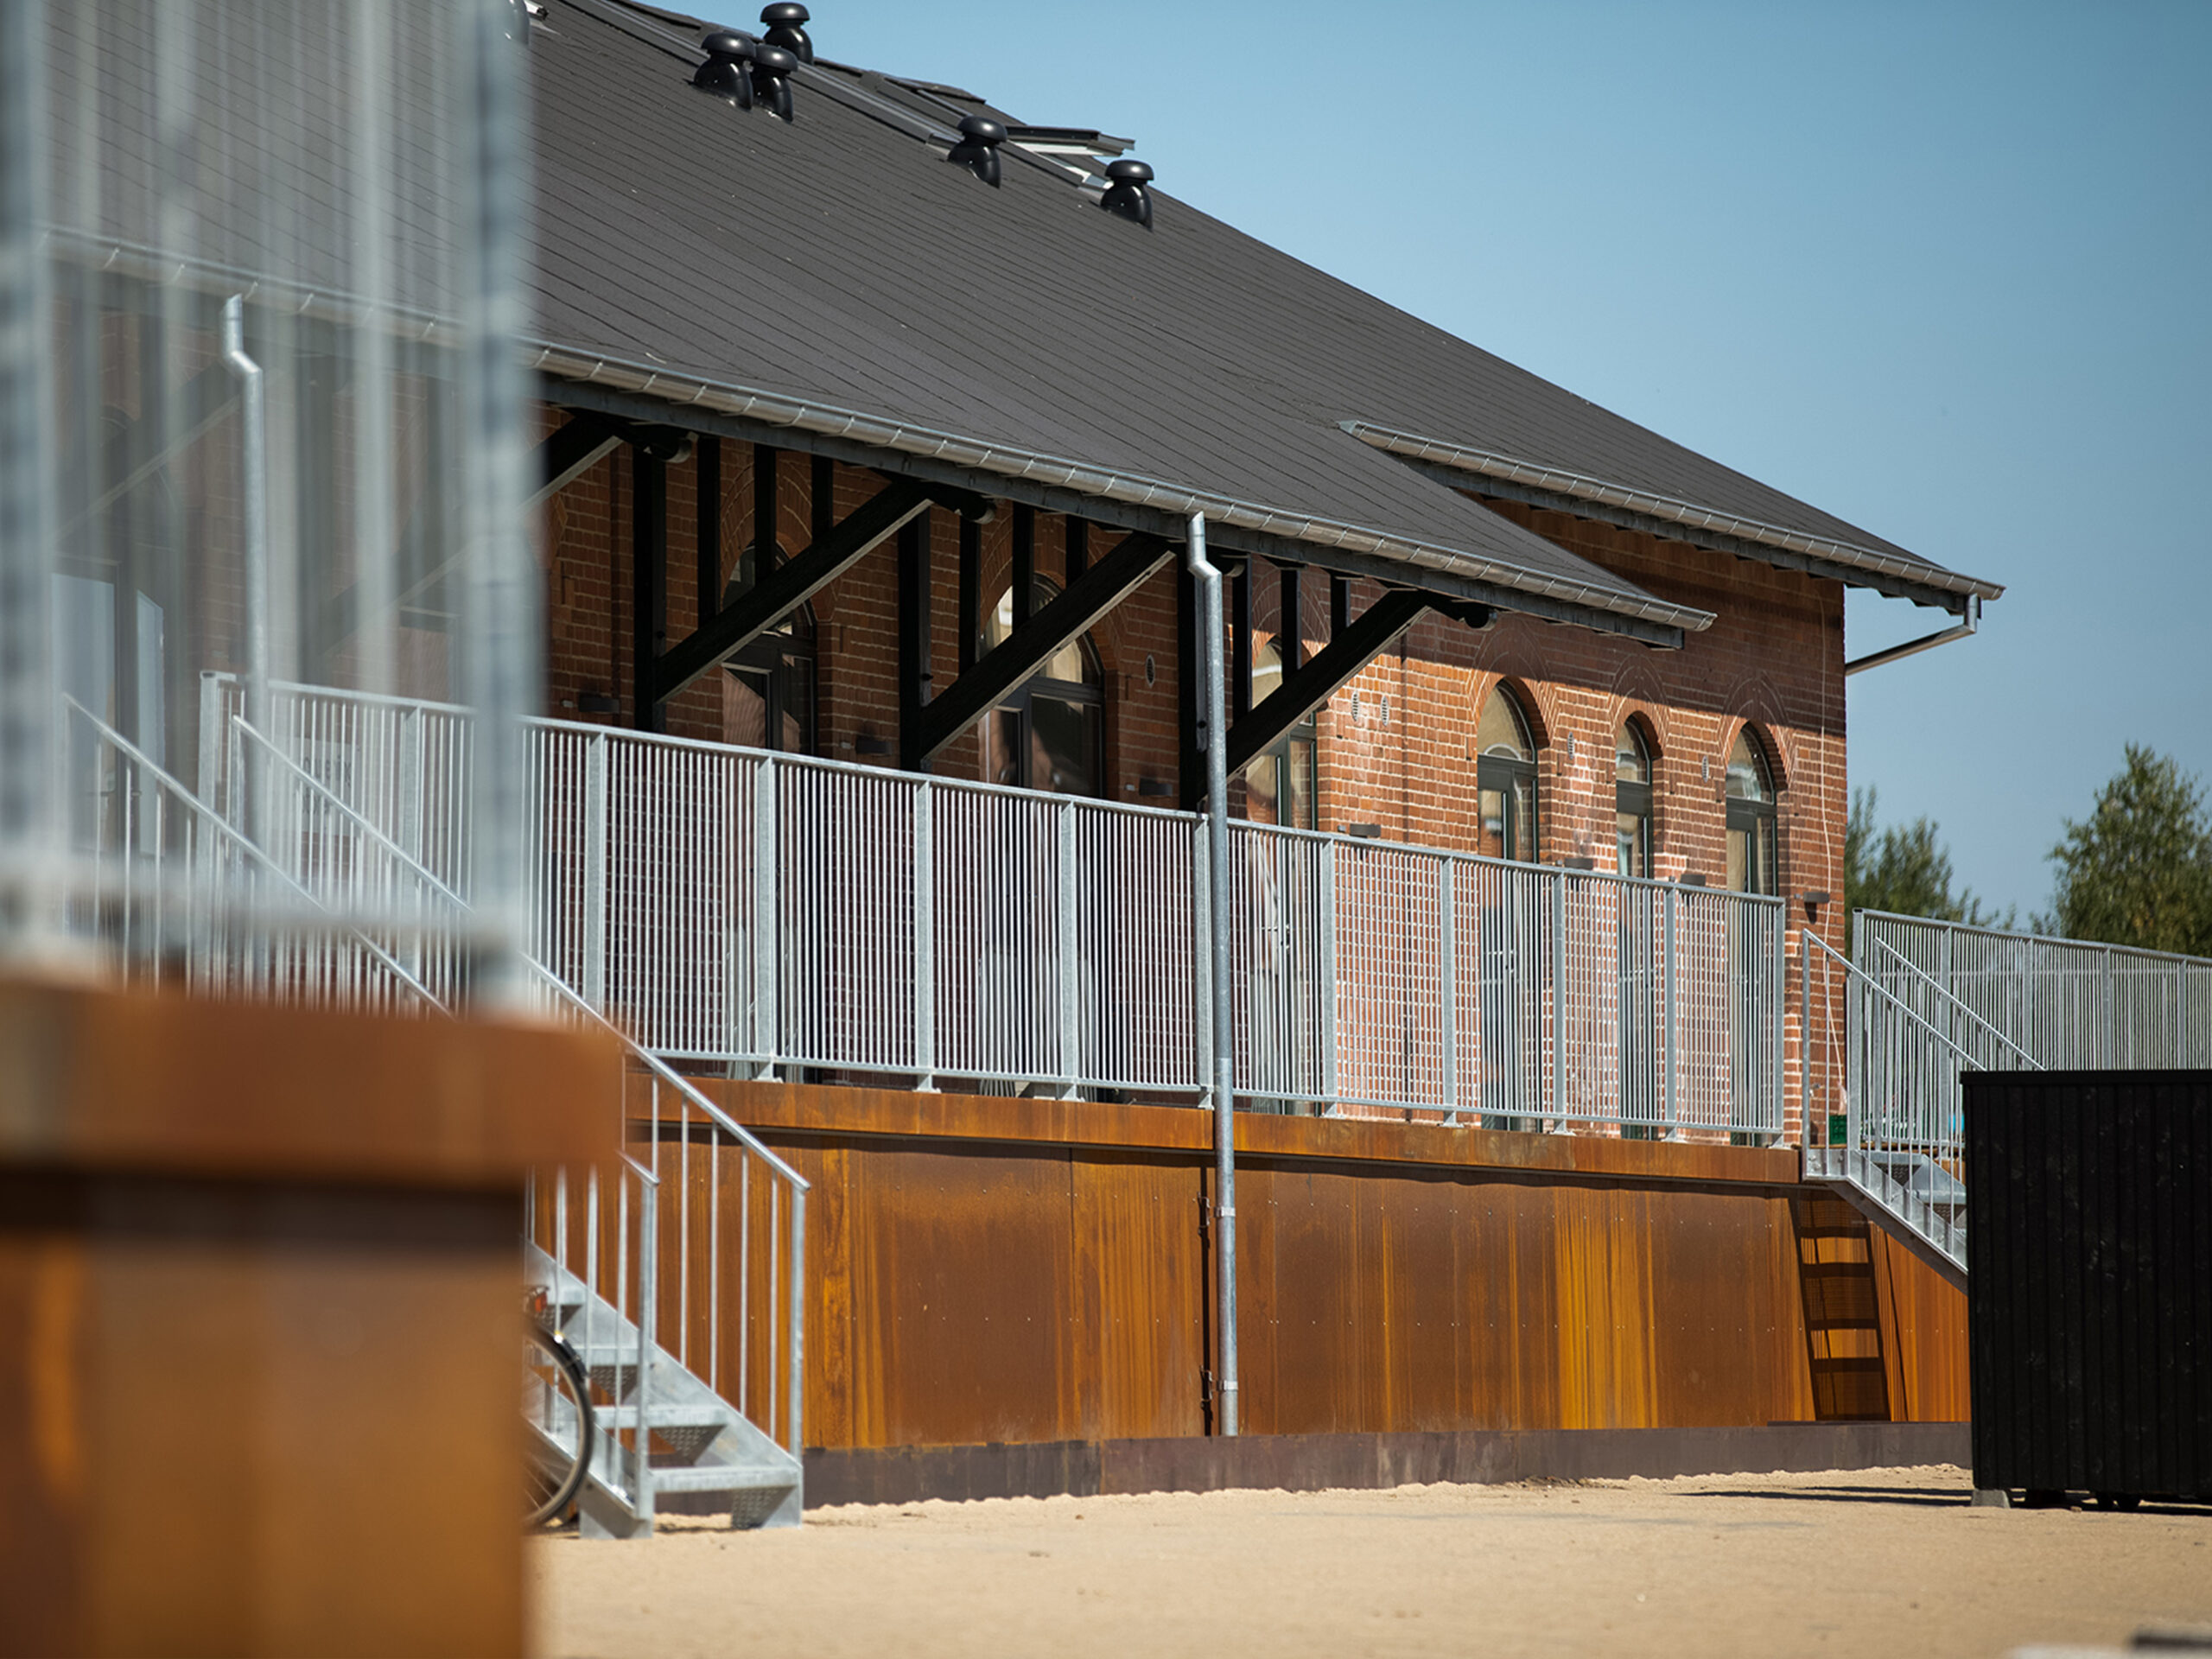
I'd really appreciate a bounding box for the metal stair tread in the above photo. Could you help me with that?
[645,1461,801,1494]
[597,1402,736,1430]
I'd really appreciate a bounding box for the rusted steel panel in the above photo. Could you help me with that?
[1868,1226,1970,1423]
[1070,1154,1206,1440]
[844,1143,1082,1449]
[697,1079,1944,1452]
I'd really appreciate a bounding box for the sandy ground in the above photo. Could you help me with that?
[532,1465,2212,1658]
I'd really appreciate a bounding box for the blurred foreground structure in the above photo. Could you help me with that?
[0,3,613,1653]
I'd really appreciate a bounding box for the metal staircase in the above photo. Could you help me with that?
[526,1243,801,1535]
[1801,927,2037,1290]
[188,694,810,1535]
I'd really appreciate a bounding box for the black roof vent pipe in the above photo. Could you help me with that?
[946,115,1005,187]
[751,42,798,120]
[760,3,812,63]
[1101,159,1154,228]
[692,32,756,108]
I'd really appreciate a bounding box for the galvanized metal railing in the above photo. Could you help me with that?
[207,675,1789,1139]
[1855,910,2212,1071]
[1228,820,1784,1136]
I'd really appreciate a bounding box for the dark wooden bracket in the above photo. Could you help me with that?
[1218,592,1492,783]
[652,477,933,706]
[528,411,623,508]
[897,511,933,772]
[1221,589,1430,782]
[912,531,1173,764]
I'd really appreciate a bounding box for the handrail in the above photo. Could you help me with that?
[233,716,475,906]
[1808,930,1980,1069]
[1856,906,2212,973]
[232,711,806,1190]
[1870,938,2044,1070]
[64,697,450,1012]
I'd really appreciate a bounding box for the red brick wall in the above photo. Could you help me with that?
[537,420,1844,1135]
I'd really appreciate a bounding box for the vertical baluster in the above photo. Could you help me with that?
[1058,798,1078,1096]
[753,755,778,1077]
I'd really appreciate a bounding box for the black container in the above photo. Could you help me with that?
[1964,1070,2212,1503]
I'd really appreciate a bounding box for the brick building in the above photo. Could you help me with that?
[535,0,2010,1480]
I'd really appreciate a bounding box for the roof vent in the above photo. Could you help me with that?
[760,3,812,63]
[946,115,1005,188]
[692,32,756,107]
[1100,159,1154,228]
[750,42,798,121]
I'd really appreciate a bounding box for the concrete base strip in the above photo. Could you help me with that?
[804,1422,1972,1509]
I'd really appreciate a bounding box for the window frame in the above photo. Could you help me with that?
[979,575,1106,798]
[1246,637,1317,830]
[1724,728,1780,897]
[1614,720,1654,879]
[721,604,817,756]
[1475,687,1540,863]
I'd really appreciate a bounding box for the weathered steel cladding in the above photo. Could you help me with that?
[664,1082,1966,1449]
[1965,1070,2212,1500]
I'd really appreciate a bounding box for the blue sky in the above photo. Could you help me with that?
[806,1,2210,919]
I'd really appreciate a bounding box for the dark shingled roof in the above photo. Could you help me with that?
[524,0,1999,638]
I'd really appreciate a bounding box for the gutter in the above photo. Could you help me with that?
[1342,421,2005,607]
[524,342,1714,639]
[1844,595,1979,677]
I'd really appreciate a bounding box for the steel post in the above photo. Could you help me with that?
[1550,868,1567,1133]
[1662,885,1678,1139]
[913,782,935,1089]
[753,757,779,1077]
[1319,838,1338,1114]
[1439,860,1457,1124]
[1057,797,1079,1096]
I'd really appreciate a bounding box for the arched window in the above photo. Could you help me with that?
[1246,639,1316,829]
[1725,728,1779,895]
[1615,721,1654,879]
[1475,687,1538,861]
[721,605,816,754]
[980,577,1103,797]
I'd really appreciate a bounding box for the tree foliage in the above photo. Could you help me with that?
[2045,746,2212,956]
[1845,788,2007,928]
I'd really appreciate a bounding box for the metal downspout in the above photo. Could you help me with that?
[1187,512,1236,1435]
[219,296,269,844]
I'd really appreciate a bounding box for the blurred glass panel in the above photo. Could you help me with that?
[8,0,534,995]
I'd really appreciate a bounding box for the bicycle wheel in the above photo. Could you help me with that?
[523,1321,596,1528]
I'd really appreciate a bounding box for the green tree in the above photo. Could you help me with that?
[2045,746,2212,955]
[1845,788,2008,927]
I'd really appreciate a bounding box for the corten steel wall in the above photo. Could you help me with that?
[645,1079,1965,1452]
[1966,1070,2212,1501]
[537,426,1847,1135]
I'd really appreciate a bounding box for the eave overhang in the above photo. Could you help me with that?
[530,345,1717,649]
[1344,421,2005,616]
